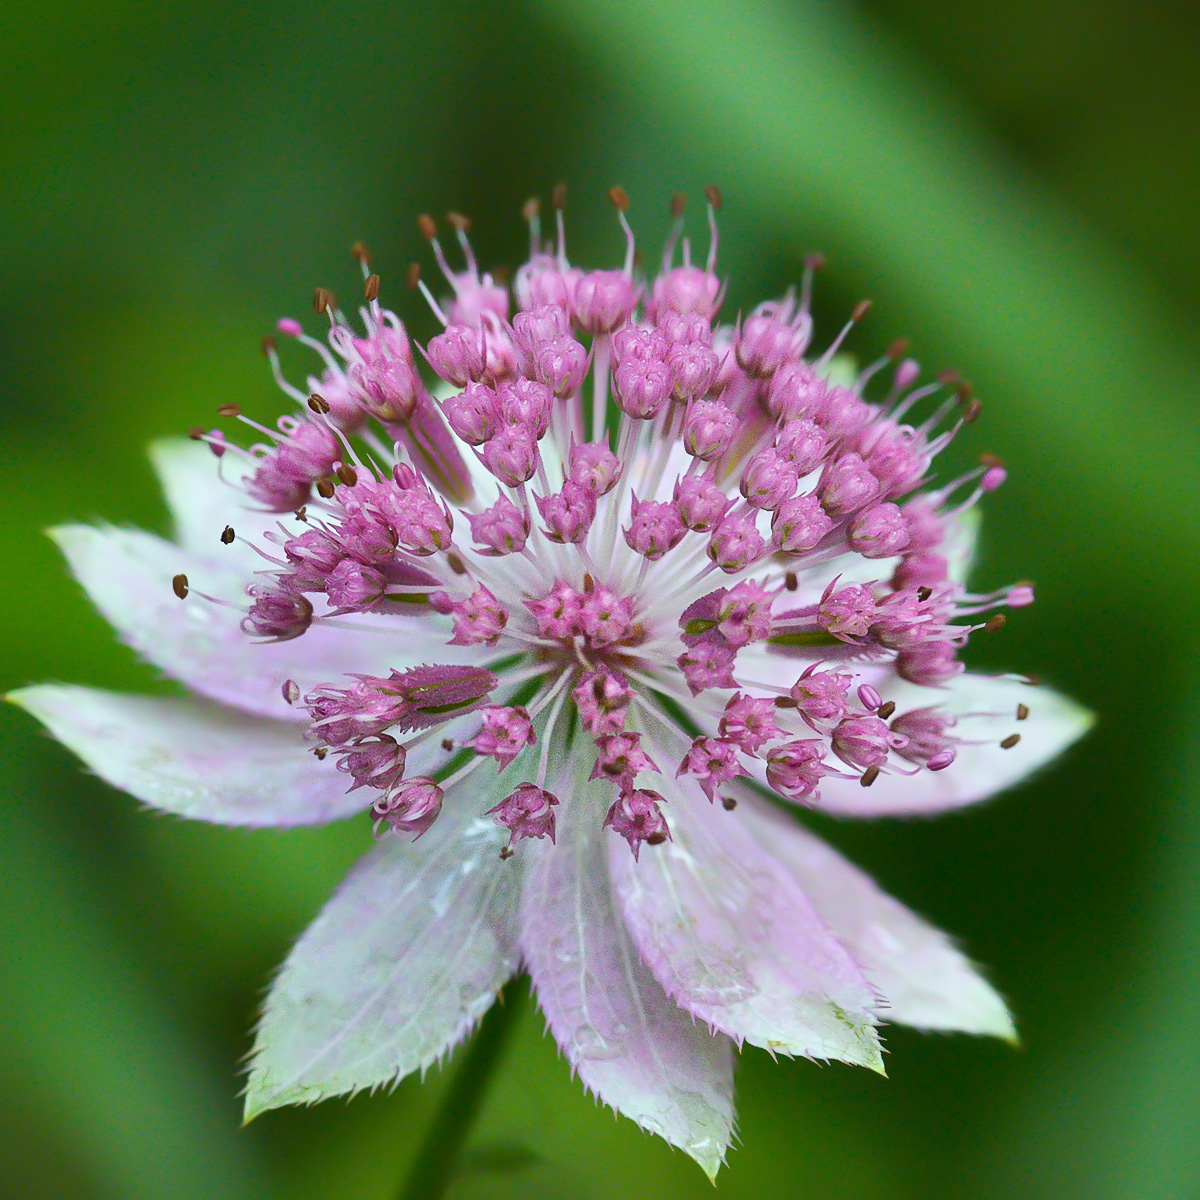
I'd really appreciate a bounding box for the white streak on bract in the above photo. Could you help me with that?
[244,798,521,1118]
[737,798,1016,1039]
[815,673,1093,817]
[520,753,735,1180]
[6,684,398,827]
[51,523,466,721]
[609,711,885,1069]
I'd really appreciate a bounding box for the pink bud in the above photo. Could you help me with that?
[604,788,670,859]
[487,783,559,847]
[625,496,686,560]
[849,503,912,558]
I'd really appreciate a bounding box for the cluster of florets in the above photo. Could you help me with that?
[187,184,1033,857]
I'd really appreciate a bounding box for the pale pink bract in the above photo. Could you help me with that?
[10,188,1092,1179]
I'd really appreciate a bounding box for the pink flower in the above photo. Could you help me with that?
[9,188,1092,1180]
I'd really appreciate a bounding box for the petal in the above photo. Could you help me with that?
[738,800,1015,1038]
[520,772,735,1180]
[817,673,1093,817]
[51,523,461,720]
[245,801,520,1117]
[609,713,885,1069]
[8,684,371,826]
[149,438,279,562]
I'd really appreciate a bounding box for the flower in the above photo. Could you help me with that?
[8,187,1092,1179]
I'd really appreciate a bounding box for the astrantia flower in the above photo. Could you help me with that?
[10,186,1091,1178]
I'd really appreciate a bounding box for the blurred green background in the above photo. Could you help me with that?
[3,1,1198,1196]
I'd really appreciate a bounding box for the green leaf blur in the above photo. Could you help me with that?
[1,1,1196,1196]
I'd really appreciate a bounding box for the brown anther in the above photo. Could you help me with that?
[294,505,308,522]
[784,571,798,591]
[522,197,540,222]
[851,299,873,323]
[955,381,974,403]
[986,613,1007,633]
[171,573,189,600]
[406,262,421,290]
[721,796,737,811]
[312,287,335,314]
[551,183,567,210]
[500,846,515,860]
[1000,733,1021,750]
[447,553,467,576]
[1017,704,1030,721]
[962,397,983,424]
[916,585,933,602]
[336,463,358,486]
[774,695,798,708]
[886,338,910,361]
[216,403,241,418]
[316,476,335,499]
[364,274,380,302]
[313,746,328,760]
[417,213,437,241]
[608,186,630,212]
[220,525,235,545]
[860,765,881,787]
[1024,674,1042,687]
[646,832,668,847]
[804,252,826,272]
[307,393,331,414]
[936,368,961,385]
[582,573,595,592]
[877,700,896,720]
[441,738,454,752]
[188,426,205,441]
[670,192,687,218]
[351,241,371,265]
[704,184,723,211]
[282,679,300,704]
[261,335,277,356]
[632,247,644,269]
[980,452,1005,469]
[446,211,471,232]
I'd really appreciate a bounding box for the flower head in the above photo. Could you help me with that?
[9,187,1092,1179]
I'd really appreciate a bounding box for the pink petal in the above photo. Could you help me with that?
[245,804,520,1117]
[739,800,1015,1038]
[521,788,735,1180]
[51,523,462,720]
[610,717,884,1068]
[150,438,293,562]
[816,674,1092,817]
[8,684,377,826]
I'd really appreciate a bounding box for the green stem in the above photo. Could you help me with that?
[397,984,525,1200]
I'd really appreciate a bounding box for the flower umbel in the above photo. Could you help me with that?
[10,187,1092,1179]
